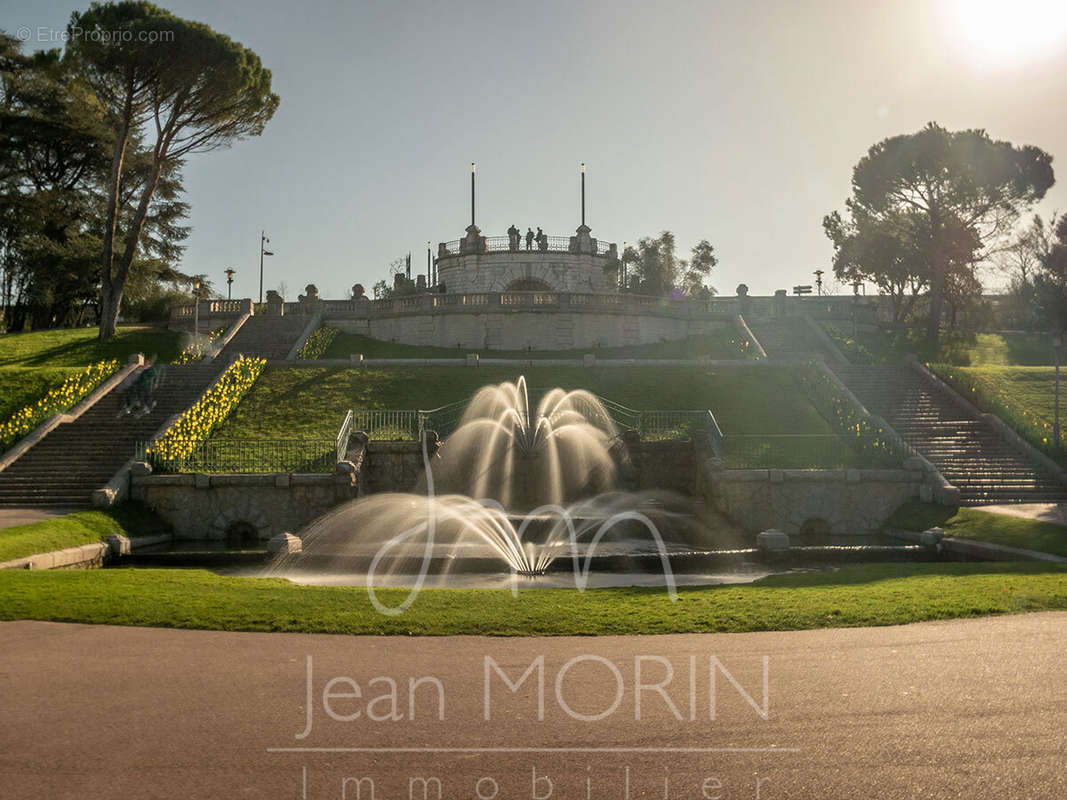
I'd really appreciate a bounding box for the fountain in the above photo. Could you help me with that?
[423,378,618,509]
[265,377,721,598]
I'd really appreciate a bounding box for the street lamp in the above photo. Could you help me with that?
[224,268,236,300]
[1055,331,1063,447]
[192,279,201,349]
[259,231,274,304]
[851,280,863,338]
[814,269,824,297]
[580,162,586,227]
[470,163,476,228]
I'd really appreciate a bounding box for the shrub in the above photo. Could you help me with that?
[0,360,120,452]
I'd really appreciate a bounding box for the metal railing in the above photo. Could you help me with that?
[720,433,900,470]
[336,409,354,460]
[636,410,719,442]
[438,235,615,257]
[350,409,421,441]
[137,438,337,474]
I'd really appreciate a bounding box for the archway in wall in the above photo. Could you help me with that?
[225,520,260,549]
[798,518,832,541]
[505,278,554,292]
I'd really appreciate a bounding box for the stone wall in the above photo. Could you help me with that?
[363,441,426,494]
[331,310,727,351]
[624,440,700,494]
[131,470,361,541]
[437,251,613,295]
[702,463,923,535]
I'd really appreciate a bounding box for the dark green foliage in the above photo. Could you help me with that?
[825,123,1054,352]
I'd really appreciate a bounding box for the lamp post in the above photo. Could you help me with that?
[259,231,274,304]
[192,279,201,348]
[224,268,236,300]
[1055,331,1063,447]
[580,162,586,227]
[814,269,823,297]
[851,280,863,338]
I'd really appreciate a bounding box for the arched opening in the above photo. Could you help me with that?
[505,278,553,292]
[798,518,832,541]
[225,520,260,549]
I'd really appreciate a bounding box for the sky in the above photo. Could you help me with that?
[4,0,1067,299]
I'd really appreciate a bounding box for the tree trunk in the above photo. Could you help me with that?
[98,76,135,341]
[925,264,945,355]
[102,159,164,339]
[99,279,121,339]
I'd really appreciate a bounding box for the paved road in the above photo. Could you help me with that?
[0,507,80,531]
[1,614,1065,799]
[977,503,1067,524]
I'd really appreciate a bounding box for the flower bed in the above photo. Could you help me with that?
[823,324,876,364]
[146,355,266,468]
[931,364,1067,465]
[799,362,899,465]
[0,360,120,452]
[297,326,340,360]
[172,326,227,364]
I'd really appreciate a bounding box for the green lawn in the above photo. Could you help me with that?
[0,505,170,564]
[323,327,754,361]
[888,502,1067,558]
[0,326,183,367]
[931,365,1065,464]
[1,562,1064,635]
[210,364,833,440]
[0,367,80,420]
[825,325,1056,366]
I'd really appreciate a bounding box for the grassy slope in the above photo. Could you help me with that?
[954,366,1057,430]
[887,502,1067,558]
[0,326,183,367]
[825,325,1055,366]
[323,327,752,361]
[0,367,80,420]
[931,365,1064,464]
[210,365,832,440]
[0,505,170,563]
[1,563,1064,635]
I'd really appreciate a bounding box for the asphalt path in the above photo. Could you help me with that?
[1,613,1064,799]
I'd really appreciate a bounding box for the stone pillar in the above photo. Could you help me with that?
[460,224,486,255]
[298,284,321,314]
[266,289,285,316]
[569,224,595,255]
[773,289,787,318]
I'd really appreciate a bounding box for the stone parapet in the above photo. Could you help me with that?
[703,465,921,535]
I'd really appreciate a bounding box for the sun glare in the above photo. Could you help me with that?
[951,0,1067,62]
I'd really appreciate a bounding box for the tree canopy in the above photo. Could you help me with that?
[66,1,279,338]
[824,122,1054,350]
[620,232,718,298]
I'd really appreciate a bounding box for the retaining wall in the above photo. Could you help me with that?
[702,463,924,535]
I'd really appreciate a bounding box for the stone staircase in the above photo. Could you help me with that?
[834,364,1067,505]
[0,362,221,508]
[219,314,310,360]
[743,316,836,361]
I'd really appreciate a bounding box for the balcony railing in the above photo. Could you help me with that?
[438,235,615,258]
